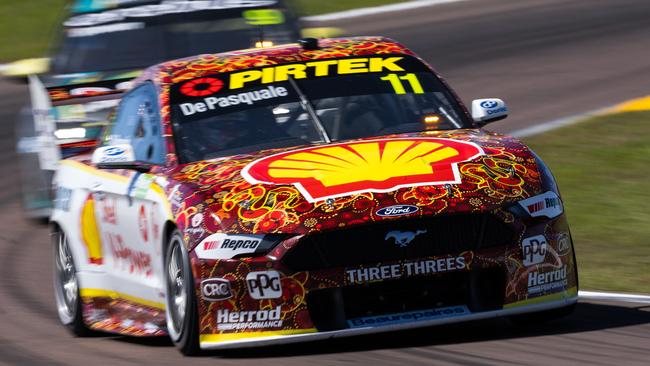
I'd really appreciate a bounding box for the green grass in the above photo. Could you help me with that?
[288,0,411,16]
[524,111,650,293]
[0,0,68,62]
[0,0,409,62]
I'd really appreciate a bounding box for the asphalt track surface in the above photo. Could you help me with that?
[1,0,649,364]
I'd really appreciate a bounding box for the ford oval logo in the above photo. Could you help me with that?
[376,205,419,217]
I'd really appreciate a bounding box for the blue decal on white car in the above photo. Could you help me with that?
[347,305,470,328]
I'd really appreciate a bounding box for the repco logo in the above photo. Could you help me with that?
[246,270,282,299]
[201,278,232,301]
[522,235,547,266]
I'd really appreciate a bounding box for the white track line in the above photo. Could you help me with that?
[509,106,613,138]
[303,0,469,22]
[578,291,650,304]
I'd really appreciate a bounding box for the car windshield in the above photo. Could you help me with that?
[171,54,473,162]
[51,2,297,73]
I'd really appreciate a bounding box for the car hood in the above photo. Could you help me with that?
[170,130,543,236]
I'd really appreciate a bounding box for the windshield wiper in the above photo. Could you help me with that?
[287,76,331,143]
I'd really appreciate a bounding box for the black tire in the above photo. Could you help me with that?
[164,229,200,355]
[52,227,92,336]
[509,303,576,326]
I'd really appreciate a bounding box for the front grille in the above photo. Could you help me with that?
[284,213,515,272]
[306,269,505,331]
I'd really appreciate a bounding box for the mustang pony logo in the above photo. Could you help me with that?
[385,230,427,247]
[242,137,484,202]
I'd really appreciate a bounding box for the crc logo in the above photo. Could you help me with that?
[385,230,427,247]
[201,278,232,301]
[557,233,571,256]
[376,205,419,217]
[522,235,548,266]
[246,270,281,299]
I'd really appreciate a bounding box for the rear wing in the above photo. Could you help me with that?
[27,75,130,170]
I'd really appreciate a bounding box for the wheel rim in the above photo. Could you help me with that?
[167,236,187,336]
[54,231,78,323]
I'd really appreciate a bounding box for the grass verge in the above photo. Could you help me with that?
[0,0,68,62]
[289,0,411,16]
[524,110,650,293]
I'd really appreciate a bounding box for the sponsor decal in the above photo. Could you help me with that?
[346,256,468,284]
[138,205,148,242]
[101,197,117,225]
[65,1,278,27]
[70,86,112,96]
[216,306,282,331]
[180,77,223,97]
[107,232,152,277]
[168,184,183,210]
[348,305,469,328]
[227,57,405,90]
[528,265,567,295]
[97,145,133,163]
[129,173,154,200]
[191,213,203,227]
[376,205,419,217]
[556,233,571,256]
[178,85,288,116]
[54,186,72,212]
[67,22,145,38]
[195,233,262,259]
[385,230,427,247]
[521,235,547,266]
[242,138,484,202]
[80,193,103,265]
[201,278,232,301]
[518,191,563,219]
[246,270,282,300]
[479,100,507,116]
[479,100,498,109]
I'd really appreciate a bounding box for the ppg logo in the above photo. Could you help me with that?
[522,235,548,266]
[201,278,232,301]
[246,270,282,299]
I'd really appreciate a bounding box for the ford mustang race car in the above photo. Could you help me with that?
[51,37,578,355]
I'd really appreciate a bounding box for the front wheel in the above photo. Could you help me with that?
[53,228,91,336]
[164,229,200,355]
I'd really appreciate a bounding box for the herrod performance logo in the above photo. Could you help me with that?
[242,138,484,202]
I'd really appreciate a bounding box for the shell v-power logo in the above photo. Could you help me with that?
[242,138,483,202]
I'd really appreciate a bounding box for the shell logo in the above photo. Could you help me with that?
[242,137,484,202]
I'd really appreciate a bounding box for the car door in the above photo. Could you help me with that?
[93,82,167,303]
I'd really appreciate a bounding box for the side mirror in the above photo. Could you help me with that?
[471,98,508,126]
[92,144,152,172]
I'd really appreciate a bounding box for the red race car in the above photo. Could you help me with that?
[51,37,578,354]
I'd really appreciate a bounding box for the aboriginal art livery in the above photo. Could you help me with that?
[50,37,578,354]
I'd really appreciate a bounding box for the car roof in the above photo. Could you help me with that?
[134,37,416,87]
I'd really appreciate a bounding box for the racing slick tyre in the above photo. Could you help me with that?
[164,229,200,355]
[53,228,92,336]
